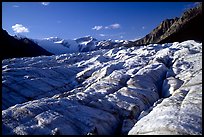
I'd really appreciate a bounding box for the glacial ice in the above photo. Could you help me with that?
[2,40,202,135]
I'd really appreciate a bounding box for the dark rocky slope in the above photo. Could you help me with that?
[159,3,202,43]
[133,18,179,45]
[1,29,53,60]
[131,3,202,46]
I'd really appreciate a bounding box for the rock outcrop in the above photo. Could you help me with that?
[159,2,202,43]
[2,40,202,135]
[131,3,202,46]
[133,18,178,45]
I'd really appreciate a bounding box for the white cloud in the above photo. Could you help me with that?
[105,23,121,29]
[41,2,50,6]
[92,26,103,31]
[93,23,121,31]
[12,24,29,33]
[12,5,19,8]
[110,23,121,29]
[99,34,106,37]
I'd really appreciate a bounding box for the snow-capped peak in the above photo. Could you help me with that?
[30,35,132,55]
[114,40,124,43]
[43,37,62,42]
[74,35,92,40]
[74,35,97,44]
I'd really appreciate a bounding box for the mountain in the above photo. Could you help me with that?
[74,35,97,44]
[8,31,131,56]
[31,36,126,54]
[133,18,179,45]
[2,40,202,135]
[32,36,98,54]
[158,3,202,43]
[2,3,202,135]
[32,38,79,54]
[74,36,98,52]
[1,29,53,60]
[131,3,202,46]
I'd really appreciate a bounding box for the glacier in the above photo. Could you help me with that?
[2,40,202,135]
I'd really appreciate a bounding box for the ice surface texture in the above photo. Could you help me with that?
[2,40,202,135]
[128,40,202,135]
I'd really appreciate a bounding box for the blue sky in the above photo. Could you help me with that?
[2,2,198,41]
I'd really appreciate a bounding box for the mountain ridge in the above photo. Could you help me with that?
[1,29,53,60]
[130,3,202,46]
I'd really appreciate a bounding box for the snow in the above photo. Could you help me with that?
[128,40,202,135]
[162,77,184,97]
[43,37,62,42]
[54,39,79,52]
[32,36,125,55]
[33,39,74,54]
[2,40,202,135]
